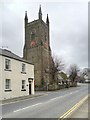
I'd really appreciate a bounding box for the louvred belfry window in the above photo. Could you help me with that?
[31,32,35,40]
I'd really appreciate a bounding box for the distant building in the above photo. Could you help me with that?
[57,72,63,85]
[83,68,90,82]
[0,49,34,100]
[23,6,53,88]
[57,71,68,84]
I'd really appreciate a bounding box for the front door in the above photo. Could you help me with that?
[29,83,31,95]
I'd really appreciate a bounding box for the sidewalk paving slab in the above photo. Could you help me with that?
[67,96,89,119]
[0,91,47,105]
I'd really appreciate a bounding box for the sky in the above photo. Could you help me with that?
[0,0,88,69]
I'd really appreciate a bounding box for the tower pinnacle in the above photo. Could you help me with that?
[38,5,42,20]
[46,14,49,25]
[25,11,28,20]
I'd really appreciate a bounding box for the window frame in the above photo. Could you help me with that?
[21,63,26,73]
[5,59,11,71]
[21,80,26,91]
[5,79,11,91]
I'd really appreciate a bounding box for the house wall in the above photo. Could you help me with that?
[0,55,34,100]
[0,55,2,100]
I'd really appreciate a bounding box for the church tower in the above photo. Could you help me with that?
[23,6,53,89]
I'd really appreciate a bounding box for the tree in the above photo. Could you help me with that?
[52,55,65,83]
[68,64,80,86]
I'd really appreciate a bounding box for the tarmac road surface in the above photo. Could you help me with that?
[1,83,89,119]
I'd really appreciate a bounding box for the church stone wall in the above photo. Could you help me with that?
[23,7,53,89]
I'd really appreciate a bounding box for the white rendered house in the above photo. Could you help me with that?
[0,49,34,100]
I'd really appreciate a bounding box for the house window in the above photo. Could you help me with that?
[5,79,11,90]
[22,80,26,90]
[22,63,26,72]
[5,59,11,70]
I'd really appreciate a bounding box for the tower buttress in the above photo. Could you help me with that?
[46,14,50,48]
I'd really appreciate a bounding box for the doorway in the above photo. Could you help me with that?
[29,83,31,95]
[28,78,33,95]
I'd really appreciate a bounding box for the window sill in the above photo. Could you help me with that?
[21,89,26,91]
[5,89,12,92]
[21,72,26,74]
[4,69,12,71]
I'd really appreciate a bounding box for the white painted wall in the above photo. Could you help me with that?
[0,55,34,100]
[0,55,2,101]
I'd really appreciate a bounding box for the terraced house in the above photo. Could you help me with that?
[0,49,34,100]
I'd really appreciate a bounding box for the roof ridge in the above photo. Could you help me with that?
[0,49,33,65]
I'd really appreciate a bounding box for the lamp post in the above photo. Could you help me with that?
[46,79,49,91]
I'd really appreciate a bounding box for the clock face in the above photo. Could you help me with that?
[30,41,36,47]
[30,40,44,48]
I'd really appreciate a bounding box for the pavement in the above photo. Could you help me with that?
[0,84,81,105]
[0,83,82,105]
[0,91,48,105]
[67,96,89,119]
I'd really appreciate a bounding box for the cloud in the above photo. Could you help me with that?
[1,1,88,68]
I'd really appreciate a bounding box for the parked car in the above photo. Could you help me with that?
[85,79,90,83]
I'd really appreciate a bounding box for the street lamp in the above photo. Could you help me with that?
[46,79,49,91]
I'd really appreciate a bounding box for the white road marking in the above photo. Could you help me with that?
[50,97,61,101]
[2,89,80,106]
[49,90,79,102]
[14,103,42,112]
[50,97,59,101]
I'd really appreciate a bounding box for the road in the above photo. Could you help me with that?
[1,83,88,119]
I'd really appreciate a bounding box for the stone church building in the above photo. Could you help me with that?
[23,6,53,89]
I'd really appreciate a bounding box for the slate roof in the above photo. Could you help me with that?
[0,49,33,65]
